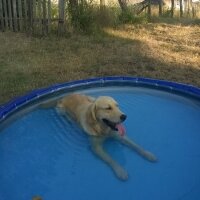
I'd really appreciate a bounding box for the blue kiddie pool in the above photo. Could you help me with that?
[0,76,200,200]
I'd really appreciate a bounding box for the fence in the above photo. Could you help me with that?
[0,0,66,35]
[1,0,200,35]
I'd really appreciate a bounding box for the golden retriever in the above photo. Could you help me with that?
[55,94,157,181]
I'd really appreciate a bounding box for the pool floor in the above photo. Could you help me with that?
[0,87,200,200]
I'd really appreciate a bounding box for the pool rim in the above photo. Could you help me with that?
[1,76,200,122]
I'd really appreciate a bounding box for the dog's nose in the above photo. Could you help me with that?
[120,114,127,121]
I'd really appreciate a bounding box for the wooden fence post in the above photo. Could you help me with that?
[27,0,33,34]
[47,0,51,34]
[2,0,8,29]
[7,0,13,31]
[13,0,18,31]
[32,0,36,34]
[18,0,23,31]
[43,0,47,35]
[23,0,28,31]
[0,0,66,35]
[37,0,43,35]
[0,0,4,31]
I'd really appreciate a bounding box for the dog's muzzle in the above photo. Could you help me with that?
[120,114,127,122]
[102,114,127,131]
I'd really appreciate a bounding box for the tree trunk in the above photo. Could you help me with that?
[159,0,163,16]
[180,0,183,17]
[148,0,151,17]
[192,2,196,18]
[118,0,128,11]
[58,0,65,35]
[186,0,191,16]
[100,0,105,9]
[171,0,174,17]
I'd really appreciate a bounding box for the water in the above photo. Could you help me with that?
[0,86,200,200]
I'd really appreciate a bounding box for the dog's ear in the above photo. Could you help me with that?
[91,101,97,121]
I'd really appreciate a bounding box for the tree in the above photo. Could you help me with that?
[148,0,152,17]
[180,0,183,17]
[58,0,65,35]
[171,0,175,17]
[118,0,128,11]
[159,0,163,16]
[100,0,105,9]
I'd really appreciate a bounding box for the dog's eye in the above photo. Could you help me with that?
[106,106,112,110]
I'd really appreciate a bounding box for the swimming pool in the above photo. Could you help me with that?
[0,77,200,200]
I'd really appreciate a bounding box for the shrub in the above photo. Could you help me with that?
[67,1,99,34]
[118,9,148,24]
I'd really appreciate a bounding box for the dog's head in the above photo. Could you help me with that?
[91,96,127,131]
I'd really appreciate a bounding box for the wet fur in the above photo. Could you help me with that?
[44,94,157,181]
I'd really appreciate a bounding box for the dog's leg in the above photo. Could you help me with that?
[113,134,157,162]
[90,136,128,181]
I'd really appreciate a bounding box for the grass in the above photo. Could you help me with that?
[0,19,200,105]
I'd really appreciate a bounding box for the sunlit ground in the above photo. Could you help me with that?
[0,22,200,104]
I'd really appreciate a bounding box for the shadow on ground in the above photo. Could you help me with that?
[0,22,200,104]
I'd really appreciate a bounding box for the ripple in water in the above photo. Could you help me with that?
[1,87,200,200]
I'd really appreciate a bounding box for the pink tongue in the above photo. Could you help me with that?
[116,123,126,136]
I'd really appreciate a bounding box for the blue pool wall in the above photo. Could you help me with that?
[1,76,200,122]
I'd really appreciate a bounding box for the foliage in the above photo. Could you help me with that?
[51,2,59,19]
[67,0,99,34]
[162,9,173,18]
[118,9,149,24]
[66,1,149,34]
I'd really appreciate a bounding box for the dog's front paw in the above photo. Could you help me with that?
[113,165,128,181]
[143,151,157,162]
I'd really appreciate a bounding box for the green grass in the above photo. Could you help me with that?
[0,20,200,105]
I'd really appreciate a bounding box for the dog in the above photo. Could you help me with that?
[52,93,157,181]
